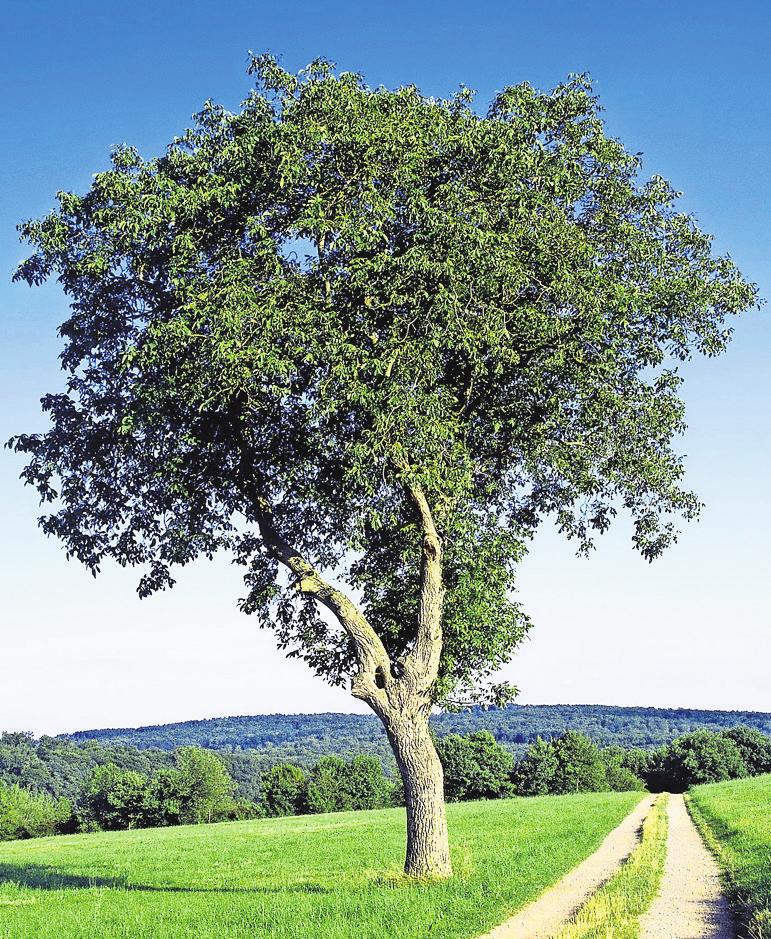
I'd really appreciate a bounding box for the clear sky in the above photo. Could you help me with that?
[1,0,769,735]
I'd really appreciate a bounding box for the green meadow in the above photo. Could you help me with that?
[689,774,771,939]
[0,791,642,939]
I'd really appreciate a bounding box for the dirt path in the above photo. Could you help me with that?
[638,793,733,939]
[478,794,656,939]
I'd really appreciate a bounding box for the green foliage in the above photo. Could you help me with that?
[436,730,514,801]
[689,775,771,939]
[512,732,645,796]
[0,781,72,841]
[0,790,644,938]
[147,768,187,826]
[344,755,394,810]
[61,704,771,759]
[653,730,748,792]
[721,726,771,777]
[513,736,559,796]
[81,749,239,830]
[83,764,152,831]
[600,746,646,792]
[262,763,308,817]
[305,754,393,813]
[305,756,352,814]
[4,717,770,824]
[550,731,609,794]
[174,747,235,824]
[10,56,756,708]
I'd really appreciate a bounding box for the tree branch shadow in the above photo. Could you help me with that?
[0,863,330,895]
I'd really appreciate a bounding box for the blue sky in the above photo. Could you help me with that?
[1,0,769,734]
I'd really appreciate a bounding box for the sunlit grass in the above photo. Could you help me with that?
[0,791,643,939]
[688,774,771,939]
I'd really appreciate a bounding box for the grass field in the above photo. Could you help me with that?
[0,791,642,939]
[688,774,771,939]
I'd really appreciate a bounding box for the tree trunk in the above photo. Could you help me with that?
[385,713,452,878]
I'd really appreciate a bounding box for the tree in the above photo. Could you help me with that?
[174,747,235,824]
[600,747,645,792]
[147,768,187,826]
[513,737,558,796]
[436,731,514,801]
[305,756,351,814]
[262,763,308,817]
[304,754,392,813]
[10,56,756,877]
[659,731,748,791]
[0,781,72,841]
[550,732,608,794]
[345,755,394,810]
[83,764,151,830]
[721,726,771,777]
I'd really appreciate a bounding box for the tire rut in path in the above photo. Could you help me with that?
[638,793,733,939]
[478,794,656,939]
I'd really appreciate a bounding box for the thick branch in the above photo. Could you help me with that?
[403,480,445,689]
[251,500,392,711]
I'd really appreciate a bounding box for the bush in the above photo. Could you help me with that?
[0,781,72,840]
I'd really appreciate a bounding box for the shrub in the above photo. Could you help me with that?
[0,781,72,840]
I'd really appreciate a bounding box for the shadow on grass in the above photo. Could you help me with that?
[0,863,330,895]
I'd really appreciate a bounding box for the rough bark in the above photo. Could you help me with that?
[385,711,452,878]
[245,470,452,877]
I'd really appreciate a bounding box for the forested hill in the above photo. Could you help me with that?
[65,704,771,757]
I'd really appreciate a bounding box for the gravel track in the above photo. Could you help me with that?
[639,793,734,939]
[478,795,656,939]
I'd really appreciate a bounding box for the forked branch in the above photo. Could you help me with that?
[251,499,392,711]
[403,480,445,689]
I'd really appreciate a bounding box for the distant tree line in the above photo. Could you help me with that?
[64,704,771,754]
[444,726,771,799]
[2,724,769,842]
[0,745,396,841]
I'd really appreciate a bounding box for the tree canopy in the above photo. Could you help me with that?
[12,56,756,715]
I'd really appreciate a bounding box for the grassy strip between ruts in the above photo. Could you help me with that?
[553,793,668,939]
[0,790,644,939]
[687,775,771,939]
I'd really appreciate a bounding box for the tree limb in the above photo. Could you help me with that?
[402,479,445,690]
[250,498,392,712]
